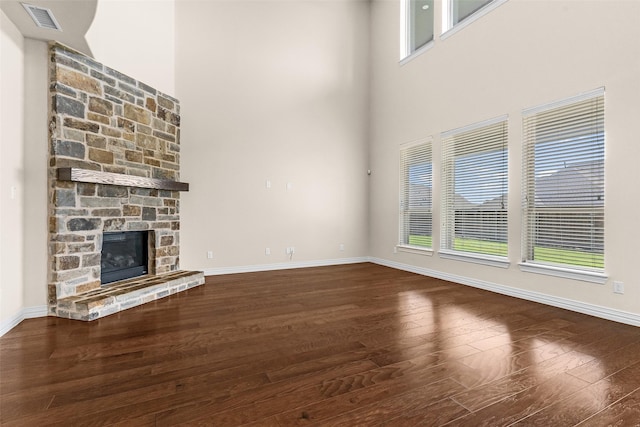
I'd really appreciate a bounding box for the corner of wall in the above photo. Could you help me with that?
[1,9,26,327]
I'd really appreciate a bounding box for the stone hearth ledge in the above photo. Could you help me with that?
[55,271,205,321]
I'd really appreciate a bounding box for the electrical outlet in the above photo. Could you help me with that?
[265,247,271,255]
[207,251,213,259]
[339,244,345,251]
[613,281,624,294]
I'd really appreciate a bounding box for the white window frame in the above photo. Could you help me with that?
[519,88,606,284]
[441,0,508,40]
[400,0,435,63]
[398,138,434,255]
[440,115,510,268]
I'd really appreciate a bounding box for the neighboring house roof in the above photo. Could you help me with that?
[479,195,507,210]
[408,160,604,211]
[454,194,478,210]
[408,184,432,209]
[535,160,604,207]
[409,184,501,210]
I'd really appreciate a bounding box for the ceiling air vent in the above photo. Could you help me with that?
[21,3,62,31]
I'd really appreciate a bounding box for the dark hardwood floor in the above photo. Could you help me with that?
[2,263,640,426]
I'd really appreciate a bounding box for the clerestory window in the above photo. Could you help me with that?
[400,0,434,60]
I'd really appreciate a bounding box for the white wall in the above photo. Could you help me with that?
[175,0,371,272]
[1,10,25,326]
[22,39,48,309]
[369,0,640,315]
[85,0,176,95]
[0,12,49,333]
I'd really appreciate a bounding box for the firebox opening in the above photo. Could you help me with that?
[101,231,149,285]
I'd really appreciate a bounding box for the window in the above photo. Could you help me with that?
[522,89,605,278]
[399,139,433,250]
[441,116,508,264]
[401,0,434,60]
[450,0,492,26]
[442,0,507,37]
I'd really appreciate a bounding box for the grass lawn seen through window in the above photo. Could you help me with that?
[407,235,603,268]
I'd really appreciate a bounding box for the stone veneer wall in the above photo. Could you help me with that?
[48,43,184,315]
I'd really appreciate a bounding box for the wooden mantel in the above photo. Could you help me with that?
[57,168,190,192]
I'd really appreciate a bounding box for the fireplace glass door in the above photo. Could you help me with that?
[101,231,149,284]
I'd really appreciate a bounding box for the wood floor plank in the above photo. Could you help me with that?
[577,386,640,427]
[2,263,640,426]
[153,359,380,426]
[321,382,469,426]
[451,348,595,411]
[275,362,468,425]
[514,360,640,426]
[566,340,640,384]
[447,372,590,426]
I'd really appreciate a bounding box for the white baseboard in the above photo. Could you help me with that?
[0,305,48,337]
[370,257,640,327]
[202,257,370,276]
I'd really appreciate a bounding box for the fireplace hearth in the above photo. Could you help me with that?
[101,231,149,284]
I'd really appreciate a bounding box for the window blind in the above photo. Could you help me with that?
[399,140,432,248]
[441,116,508,257]
[522,89,604,271]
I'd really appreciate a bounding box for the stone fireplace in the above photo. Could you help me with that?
[48,42,203,321]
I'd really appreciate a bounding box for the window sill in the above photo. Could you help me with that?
[399,40,434,66]
[439,249,510,268]
[519,262,607,284]
[396,245,434,256]
[441,0,509,41]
